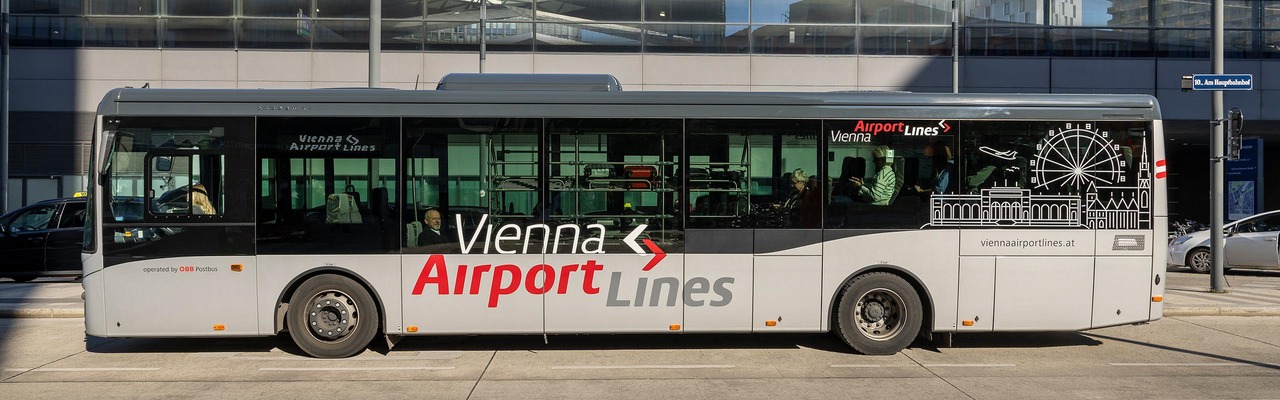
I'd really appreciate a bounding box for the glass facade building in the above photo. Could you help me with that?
[11,0,1280,58]
[6,0,1280,220]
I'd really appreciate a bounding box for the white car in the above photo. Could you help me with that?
[1168,210,1280,273]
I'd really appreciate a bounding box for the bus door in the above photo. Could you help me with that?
[100,118,258,336]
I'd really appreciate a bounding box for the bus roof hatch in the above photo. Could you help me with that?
[436,73,622,92]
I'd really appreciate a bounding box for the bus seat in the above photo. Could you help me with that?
[370,187,388,219]
[904,157,920,188]
[888,156,906,205]
[406,220,423,247]
[852,157,866,179]
[325,193,362,224]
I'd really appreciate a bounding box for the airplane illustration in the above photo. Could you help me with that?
[980,146,1017,160]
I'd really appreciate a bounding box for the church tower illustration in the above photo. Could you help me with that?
[1083,144,1151,229]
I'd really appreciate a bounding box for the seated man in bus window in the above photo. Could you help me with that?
[417,209,450,246]
[850,146,898,206]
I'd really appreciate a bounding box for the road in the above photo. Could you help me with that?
[2,315,1279,399]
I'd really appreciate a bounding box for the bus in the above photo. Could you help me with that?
[83,74,1168,358]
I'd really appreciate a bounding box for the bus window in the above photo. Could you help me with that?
[952,120,1152,229]
[824,119,957,229]
[101,117,254,260]
[148,154,226,216]
[401,118,539,254]
[256,117,400,255]
[547,118,682,251]
[686,119,820,229]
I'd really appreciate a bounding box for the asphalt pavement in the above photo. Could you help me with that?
[2,267,1279,318]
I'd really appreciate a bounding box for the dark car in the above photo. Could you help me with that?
[0,196,86,282]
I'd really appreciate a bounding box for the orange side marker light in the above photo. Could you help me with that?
[213,324,225,331]
[669,324,681,331]
[231,264,243,272]
[407,326,419,333]
[765,320,777,327]
[1152,296,1163,303]
[962,320,975,327]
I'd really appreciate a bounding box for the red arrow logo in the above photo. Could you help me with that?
[641,239,665,271]
[939,120,951,133]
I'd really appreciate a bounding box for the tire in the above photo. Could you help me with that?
[835,272,923,355]
[287,274,380,358]
[1186,248,1211,274]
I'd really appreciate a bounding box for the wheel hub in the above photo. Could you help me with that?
[307,291,357,342]
[854,288,906,341]
[863,302,886,321]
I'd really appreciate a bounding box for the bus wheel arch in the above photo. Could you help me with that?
[830,266,932,355]
[275,267,387,343]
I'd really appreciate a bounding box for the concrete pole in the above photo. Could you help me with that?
[1,0,9,213]
[369,0,381,88]
[1210,0,1226,292]
[479,0,487,73]
[951,0,959,94]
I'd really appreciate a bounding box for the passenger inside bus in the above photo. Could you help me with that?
[417,209,449,246]
[911,142,956,196]
[849,146,900,206]
[189,183,216,215]
[831,156,865,205]
[773,168,822,228]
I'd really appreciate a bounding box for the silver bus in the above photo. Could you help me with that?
[83,74,1168,358]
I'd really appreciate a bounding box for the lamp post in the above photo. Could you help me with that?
[1209,0,1226,292]
[1,0,10,213]
[370,0,381,88]
[952,0,960,94]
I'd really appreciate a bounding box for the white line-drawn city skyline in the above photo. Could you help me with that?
[929,124,1150,229]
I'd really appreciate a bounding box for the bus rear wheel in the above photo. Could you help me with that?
[835,272,922,355]
[287,274,379,358]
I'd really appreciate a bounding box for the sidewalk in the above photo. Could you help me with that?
[1162,270,1280,316]
[3,273,1279,318]
[0,280,85,318]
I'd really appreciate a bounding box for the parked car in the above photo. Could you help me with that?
[1169,210,1280,273]
[0,196,86,282]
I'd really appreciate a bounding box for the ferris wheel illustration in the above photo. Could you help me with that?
[1031,124,1125,191]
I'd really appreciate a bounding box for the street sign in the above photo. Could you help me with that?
[1191,74,1253,90]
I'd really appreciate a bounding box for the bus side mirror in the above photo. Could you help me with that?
[155,156,172,172]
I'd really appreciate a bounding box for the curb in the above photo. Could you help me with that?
[0,308,84,318]
[1163,307,1280,317]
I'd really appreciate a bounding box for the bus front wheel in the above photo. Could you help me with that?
[835,272,923,355]
[287,274,380,358]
